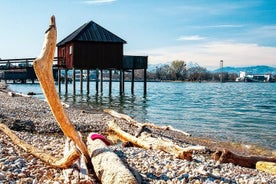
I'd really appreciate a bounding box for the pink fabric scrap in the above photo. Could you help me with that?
[90,133,110,146]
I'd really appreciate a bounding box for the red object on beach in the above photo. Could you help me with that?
[90,133,110,146]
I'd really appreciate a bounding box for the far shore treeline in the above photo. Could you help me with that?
[124,60,276,82]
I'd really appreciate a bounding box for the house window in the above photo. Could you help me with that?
[69,45,73,55]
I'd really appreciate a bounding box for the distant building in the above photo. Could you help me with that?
[236,71,271,82]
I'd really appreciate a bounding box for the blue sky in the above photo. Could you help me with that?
[0,0,275,70]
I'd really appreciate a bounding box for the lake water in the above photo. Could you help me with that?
[8,81,276,151]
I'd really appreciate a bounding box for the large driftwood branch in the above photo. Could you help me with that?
[33,15,89,160]
[87,133,139,184]
[0,123,80,168]
[104,109,191,136]
[212,149,276,169]
[108,121,204,160]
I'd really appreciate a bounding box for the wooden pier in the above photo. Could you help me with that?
[0,57,58,84]
[0,56,148,96]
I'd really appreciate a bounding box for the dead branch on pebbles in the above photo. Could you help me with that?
[212,149,276,169]
[107,120,205,160]
[0,123,80,168]
[104,109,191,137]
[106,109,276,173]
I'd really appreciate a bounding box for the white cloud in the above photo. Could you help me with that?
[127,42,276,70]
[251,25,276,38]
[204,24,244,28]
[177,35,205,41]
[83,0,116,5]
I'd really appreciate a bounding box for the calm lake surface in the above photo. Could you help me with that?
[8,82,276,151]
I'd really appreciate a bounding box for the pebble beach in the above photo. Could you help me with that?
[0,82,275,184]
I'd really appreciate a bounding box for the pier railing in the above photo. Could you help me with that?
[0,57,59,83]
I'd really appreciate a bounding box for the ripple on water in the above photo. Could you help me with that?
[8,82,276,151]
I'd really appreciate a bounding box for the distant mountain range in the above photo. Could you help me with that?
[212,65,276,75]
[148,64,276,75]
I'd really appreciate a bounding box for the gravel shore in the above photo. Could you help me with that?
[0,82,275,183]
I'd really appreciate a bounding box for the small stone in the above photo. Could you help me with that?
[20,177,33,184]
[44,145,53,150]
[0,172,5,180]
[0,157,6,162]
[8,155,17,161]
[2,165,8,171]
[18,172,26,178]
[5,171,14,179]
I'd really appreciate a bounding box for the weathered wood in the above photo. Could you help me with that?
[212,149,276,168]
[104,109,191,136]
[108,121,205,160]
[256,161,276,174]
[104,109,141,126]
[87,132,139,184]
[33,16,89,160]
[63,137,94,184]
[0,123,80,168]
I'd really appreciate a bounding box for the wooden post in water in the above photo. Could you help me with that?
[72,68,76,95]
[80,69,83,93]
[119,69,124,95]
[58,68,61,93]
[109,69,112,95]
[100,69,103,93]
[65,69,68,94]
[131,69,135,95]
[122,70,125,93]
[96,68,99,94]
[86,69,90,94]
[144,68,147,96]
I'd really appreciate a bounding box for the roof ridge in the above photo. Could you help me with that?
[57,20,126,46]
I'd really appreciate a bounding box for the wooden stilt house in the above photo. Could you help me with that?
[57,21,126,69]
[56,20,147,95]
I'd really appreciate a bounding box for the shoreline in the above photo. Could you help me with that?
[0,82,276,183]
[7,81,276,152]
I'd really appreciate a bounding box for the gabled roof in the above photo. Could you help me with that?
[57,21,127,46]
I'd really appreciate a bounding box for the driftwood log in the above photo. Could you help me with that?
[0,123,80,168]
[212,149,276,169]
[107,121,205,160]
[33,15,89,161]
[87,133,139,184]
[104,109,191,136]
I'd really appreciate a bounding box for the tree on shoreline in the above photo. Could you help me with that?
[170,60,187,80]
[149,61,239,82]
